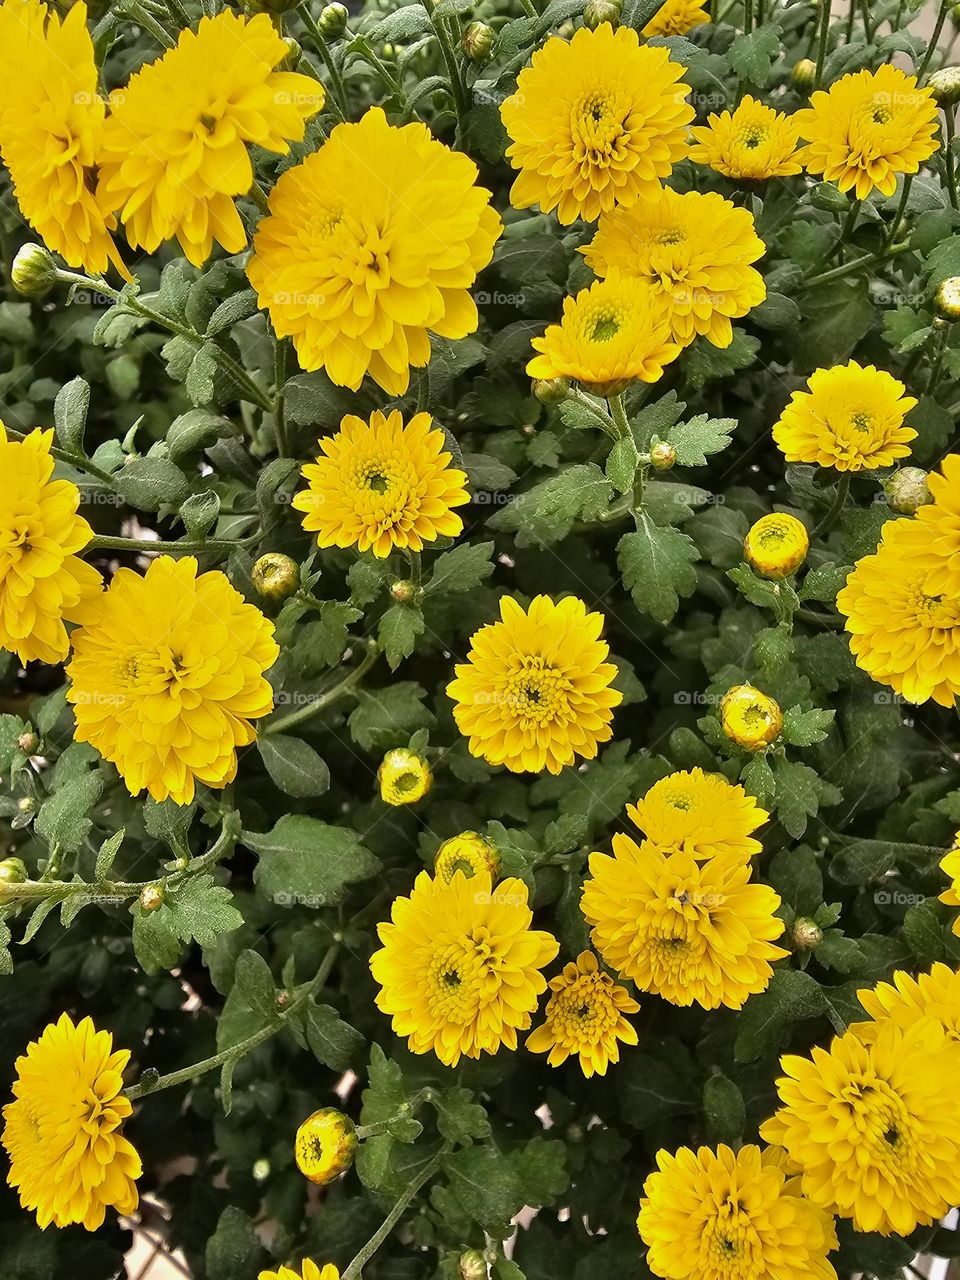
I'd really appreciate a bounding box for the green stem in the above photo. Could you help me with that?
[0,424,114,484]
[89,532,259,555]
[162,0,191,29]
[342,1147,450,1280]
[298,4,349,117]
[122,0,176,46]
[608,393,631,440]
[263,640,380,736]
[812,472,851,537]
[406,551,423,595]
[569,388,618,437]
[918,0,949,79]
[814,0,832,87]
[927,324,949,396]
[273,338,289,457]
[886,174,914,246]
[519,0,537,14]
[799,241,912,291]
[944,108,959,211]
[428,10,468,140]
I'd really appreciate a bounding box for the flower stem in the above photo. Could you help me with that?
[428,10,469,141]
[886,174,914,246]
[918,0,949,79]
[297,4,349,117]
[944,108,959,210]
[927,324,950,396]
[263,639,380,736]
[273,337,290,457]
[812,472,851,537]
[89,532,258,555]
[814,0,832,88]
[798,241,913,291]
[1,423,114,484]
[121,0,176,47]
[608,393,631,440]
[342,1147,450,1280]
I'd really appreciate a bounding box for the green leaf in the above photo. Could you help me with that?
[703,1073,746,1145]
[114,457,191,512]
[666,413,737,466]
[773,759,825,839]
[728,23,782,85]
[767,845,823,915]
[232,949,278,1024]
[349,682,434,751]
[605,436,639,494]
[54,377,90,455]
[510,1137,569,1207]
[247,815,380,907]
[782,706,835,747]
[35,769,103,853]
[735,970,826,1061]
[442,1145,523,1235]
[683,331,760,388]
[618,516,699,624]
[179,490,220,540]
[206,1207,261,1280]
[305,1002,365,1071]
[379,602,425,671]
[143,797,196,856]
[133,874,242,973]
[257,735,330,797]
[94,829,125,881]
[799,562,850,602]
[903,898,948,963]
[426,541,495,595]
[433,1086,492,1144]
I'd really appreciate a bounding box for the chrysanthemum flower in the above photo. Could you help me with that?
[378,748,433,806]
[913,454,960,596]
[292,410,469,558]
[581,190,766,350]
[0,0,126,276]
[97,11,323,267]
[688,95,802,181]
[2,1013,141,1231]
[447,594,623,774]
[853,962,960,1040]
[720,684,783,751]
[435,832,501,884]
[581,836,786,1009]
[294,1109,356,1185]
[940,841,960,935]
[0,424,102,665]
[760,1019,960,1235]
[744,512,810,579]
[370,871,559,1066]
[773,361,917,472]
[527,274,681,396]
[500,24,694,224]
[527,950,639,1077]
[626,767,769,861]
[643,0,711,36]
[260,1265,339,1280]
[637,1143,838,1280]
[248,107,501,394]
[794,65,940,200]
[66,555,279,805]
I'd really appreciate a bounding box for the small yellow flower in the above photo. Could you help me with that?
[913,453,960,595]
[853,961,960,1041]
[260,1263,340,1280]
[252,553,300,602]
[939,839,960,935]
[642,0,711,35]
[720,684,783,751]
[435,832,501,884]
[626,766,769,860]
[744,513,810,579]
[378,748,433,805]
[688,94,802,181]
[527,950,639,1077]
[292,410,469,559]
[294,1109,357,1186]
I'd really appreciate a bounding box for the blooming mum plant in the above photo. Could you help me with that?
[6,0,960,1275]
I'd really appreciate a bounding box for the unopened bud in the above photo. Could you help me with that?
[885,466,931,514]
[649,441,677,471]
[317,1,348,37]
[533,376,570,405]
[16,797,35,815]
[583,0,621,28]
[16,731,39,755]
[139,884,165,913]
[791,57,817,92]
[252,1157,271,1182]
[389,579,415,603]
[0,857,28,885]
[928,66,960,107]
[378,747,432,806]
[280,36,302,69]
[11,243,58,298]
[252,552,299,602]
[792,917,823,950]
[459,1250,487,1280]
[462,20,494,62]
[935,276,960,322]
[294,1108,357,1184]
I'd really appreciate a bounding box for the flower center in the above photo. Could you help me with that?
[736,122,768,150]
[549,974,619,1045]
[504,657,573,726]
[425,932,503,1024]
[570,91,628,165]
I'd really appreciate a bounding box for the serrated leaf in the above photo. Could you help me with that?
[605,436,639,494]
[735,970,825,1061]
[257,735,330,797]
[232,949,278,1023]
[35,769,103,853]
[618,516,699,624]
[666,413,736,467]
[426,542,495,595]
[773,758,824,839]
[378,602,425,671]
[782,706,835,747]
[132,874,242,973]
[247,815,380,907]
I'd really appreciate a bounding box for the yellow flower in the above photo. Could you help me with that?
[98,11,322,267]
[720,685,783,751]
[294,1109,357,1185]
[744,513,810,579]
[581,836,787,1009]
[626,767,769,861]
[527,950,639,1077]
[760,1019,960,1235]
[0,0,126,277]
[853,962,960,1040]
[67,555,278,805]
[0,424,102,664]
[688,94,802,181]
[447,594,623,775]
[248,107,501,395]
[370,871,559,1066]
[795,65,939,200]
[2,1013,141,1231]
[378,748,433,806]
[941,841,960,934]
[643,0,711,36]
[260,1264,339,1280]
[292,410,469,558]
[637,1144,838,1280]
[913,453,960,596]
[527,274,681,397]
[581,189,766,350]
[773,361,917,471]
[435,831,501,884]
[500,24,694,224]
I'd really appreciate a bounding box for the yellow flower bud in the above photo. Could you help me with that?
[885,466,931,515]
[11,243,58,298]
[139,884,165,913]
[720,684,783,752]
[935,276,960,322]
[294,1108,357,1185]
[435,831,501,884]
[317,1,348,37]
[928,66,960,107]
[792,917,823,950]
[459,1250,487,1280]
[462,20,494,62]
[791,58,817,92]
[16,731,39,755]
[743,513,810,579]
[389,579,416,603]
[533,376,571,405]
[252,553,300,602]
[378,748,433,805]
[0,857,28,885]
[649,441,677,471]
[584,0,621,28]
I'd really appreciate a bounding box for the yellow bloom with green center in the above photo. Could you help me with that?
[941,840,960,935]
[853,962,960,1041]
[370,871,559,1066]
[720,685,783,751]
[260,1264,339,1280]
[642,0,711,36]
[527,950,639,1077]
[626,767,769,861]
[378,748,433,806]
[435,831,501,884]
[66,555,279,805]
[760,1018,960,1235]
[688,94,802,181]
[581,836,787,1009]
[294,1109,357,1185]
[773,361,917,471]
[581,189,766,350]
[447,594,623,775]
[292,410,469,559]
[913,453,960,596]
[637,1144,838,1280]
[527,273,681,397]
[248,107,501,395]
[794,65,940,200]
[2,1013,141,1231]
[500,24,694,225]
[744,513,810,579]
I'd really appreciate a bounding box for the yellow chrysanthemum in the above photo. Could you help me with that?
[940,841,960,934]
[248,107,501,395]
[97,11,322,267]
[0,424,102,665]
[370,871,559,1066]
[688,95,802,181]
[0,0,126,277]
[447,594,623,775]
[2,1013,141,1231]
[378,748,433,806]
[66,555,278,804]
[581,189,766,349]
[794,65,940,200]
[853,962,960,1041]
[626,767,769,861]
[435,832,501,884]
[581,836,787,1009]
[500,24,694,224]
[760,1019,960,1235]
[637,1144,838,1280]
[913,453,960,596]
[294,1109,357,1185]
[527,950,639,1077]
[773,361,917,471]
[744,513,810,579]
[720,684,783,751]
[527,274,681,396]
[259,1264,339,1280]
[643,0,711,36]
[291,410,469,558]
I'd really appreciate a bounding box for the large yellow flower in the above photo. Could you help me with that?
[626,767,769,861]
[760,1019,960,1235]
[260,1265,339,1280]
[643,0,711,36]
[582,836,786,1009]
[853,963,960,1041]
[582,189,766,349]
[0,424,102,665]
[940,841,960,935]
[0,0,126,277]
[773,360,917,471]
[500,24,694,224]
[370,871,559,1066]
[913,453,960,596]
[794,65,940,199]
[248,107,501,395]
[637,1144,838,1280]
[527,950,639,1077]
[98,11,322,267]
[447,594,623,774]
[292,410,469,558]
[67,555,278,804]
[688,95,802,181]
[2,1013,141,1231]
